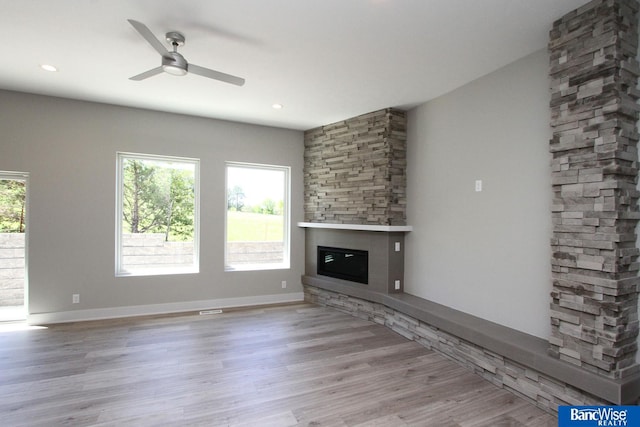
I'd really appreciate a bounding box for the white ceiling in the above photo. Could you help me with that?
[1,0,589,131]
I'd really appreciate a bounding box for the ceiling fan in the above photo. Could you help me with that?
[127,19,245,86]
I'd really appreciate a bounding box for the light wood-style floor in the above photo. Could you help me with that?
[0,303,556,426]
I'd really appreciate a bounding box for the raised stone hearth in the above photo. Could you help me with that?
[304,285,639,411]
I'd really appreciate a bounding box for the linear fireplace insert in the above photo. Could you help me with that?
[317,246,368,284]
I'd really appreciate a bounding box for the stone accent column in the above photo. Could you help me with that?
[549,0,640,379]
[304,108,407,225]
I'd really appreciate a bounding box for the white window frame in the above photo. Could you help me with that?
[115,152,200,277]
[225,161,290,271]
[0,170,29,320]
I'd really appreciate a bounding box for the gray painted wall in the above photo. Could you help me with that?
[405,49,553,339]
[0,90,304,318]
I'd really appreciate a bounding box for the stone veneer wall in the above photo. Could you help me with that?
[304,108,407,225]
[304,286,608,413]
[549,0,640,379]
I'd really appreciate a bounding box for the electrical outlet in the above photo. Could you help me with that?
[394,242,401,252]
[475,180,483,192]
[72,294,80,304]
[394,280,400,290]
[281,281,287,289]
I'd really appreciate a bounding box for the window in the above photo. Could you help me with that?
[225,162,290,271]
[0,171,28,321]
[116,152,199,276]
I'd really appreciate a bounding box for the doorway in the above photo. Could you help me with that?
[0,172,28,321]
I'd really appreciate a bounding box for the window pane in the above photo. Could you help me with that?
[226,163,289,270]
[117,153,199,276]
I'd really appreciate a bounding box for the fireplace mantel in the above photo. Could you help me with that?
[297,222,412,233]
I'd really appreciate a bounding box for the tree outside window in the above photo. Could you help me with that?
[116,153,199,276]
[0,180,26,233]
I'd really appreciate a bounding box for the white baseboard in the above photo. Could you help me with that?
[27,292,305,325]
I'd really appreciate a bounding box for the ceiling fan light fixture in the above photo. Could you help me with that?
[162,64,188,76]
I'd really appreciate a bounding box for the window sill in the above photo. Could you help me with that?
[116,267,199,277]
[225,263,290,272]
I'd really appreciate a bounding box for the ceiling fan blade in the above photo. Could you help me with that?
[188,64,245,86]
[128,19,170,58]
[129,66,164,81]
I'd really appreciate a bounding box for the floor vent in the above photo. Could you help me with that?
[199,309,223,315]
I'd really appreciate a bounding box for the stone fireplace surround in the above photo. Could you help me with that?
[301,7,640,407]
[298,14,640,404]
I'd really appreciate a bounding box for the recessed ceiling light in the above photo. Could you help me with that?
[40,64,58,72]
[272,103,283,110]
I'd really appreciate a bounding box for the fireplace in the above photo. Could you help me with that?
[301,226,409,294]
[317,246,368,284]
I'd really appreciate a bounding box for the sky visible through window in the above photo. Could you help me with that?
[227,166,284,206]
